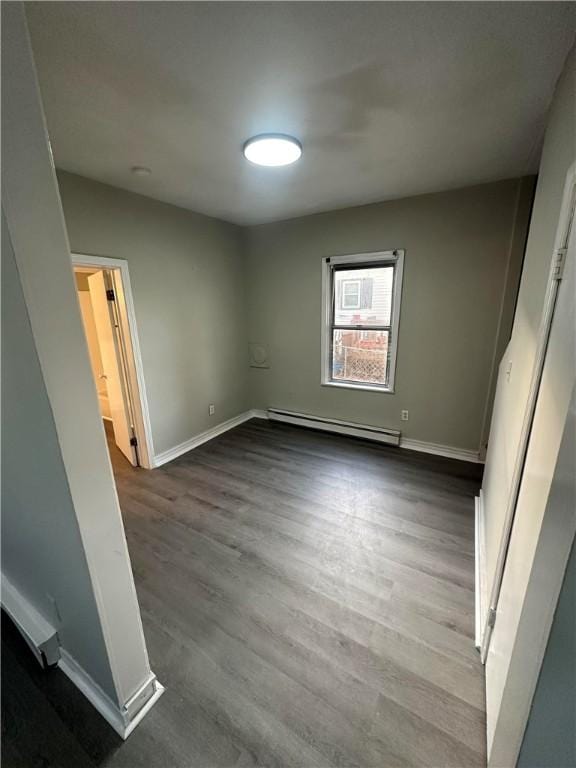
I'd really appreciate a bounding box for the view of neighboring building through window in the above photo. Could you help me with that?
[323,251,404,390]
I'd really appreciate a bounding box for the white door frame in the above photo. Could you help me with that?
[480,163,576,660]
[72,253,155,469]
[485,162,576,766]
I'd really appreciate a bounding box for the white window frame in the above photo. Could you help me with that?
[321,250,404,393]
[341,279,361,309]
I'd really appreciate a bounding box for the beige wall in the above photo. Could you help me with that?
[58,171,249,456]
[244,178,534,452]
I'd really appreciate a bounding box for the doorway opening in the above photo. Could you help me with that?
[72,254,154,469]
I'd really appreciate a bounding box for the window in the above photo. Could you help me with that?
[341,279,361,309]
[321,250,404,392]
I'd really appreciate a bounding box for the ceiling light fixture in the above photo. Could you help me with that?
[131,166,152,177]
[243,134,302,167]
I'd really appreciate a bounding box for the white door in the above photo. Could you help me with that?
[88,270,138,466]
[485,183,575,766]
[479,177,576,658]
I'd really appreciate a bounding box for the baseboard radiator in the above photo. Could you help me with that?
[267,408,401,446]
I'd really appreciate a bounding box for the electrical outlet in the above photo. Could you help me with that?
[401,409,409,421]
[209,404,215,416]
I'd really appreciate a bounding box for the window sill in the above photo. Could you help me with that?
[321,380,395,394]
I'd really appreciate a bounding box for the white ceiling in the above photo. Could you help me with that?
[27,2,575,225]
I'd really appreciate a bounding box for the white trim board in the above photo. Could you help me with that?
[59,649,164,740]
[475,492,488,650]
[263,408,481,462]
[400,437,482,464]
[153,411,256,467]
[153,407,482,466]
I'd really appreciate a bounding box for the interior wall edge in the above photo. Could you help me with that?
[2,0,159,721]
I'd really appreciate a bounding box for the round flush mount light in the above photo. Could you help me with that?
[243,134,302,167]
[131,166,152,177]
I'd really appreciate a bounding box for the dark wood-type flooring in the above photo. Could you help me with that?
[2,418,486,767]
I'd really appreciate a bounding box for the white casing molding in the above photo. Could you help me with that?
[71,253,156,470]
[1,574,60,667]
[320,250,405,394]
[475,491,488,650]
[59,650,164,740]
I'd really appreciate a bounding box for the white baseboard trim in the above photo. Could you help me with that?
[152,407,482,467]
[59,649,164,739]
[400,437,483,464]
[1,573,60,667]
[122,677,165,739]
[153,410,256,467]
[475,491,488,651]
[261,408,481,462]
[267,408,401,446]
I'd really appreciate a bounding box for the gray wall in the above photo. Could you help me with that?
[1,210,116,698]
[479,176,536,451]
[57,171,249,457]
[244,178,533,452]
[58,172,534,456]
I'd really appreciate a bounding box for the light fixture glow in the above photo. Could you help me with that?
[243,134,302,167]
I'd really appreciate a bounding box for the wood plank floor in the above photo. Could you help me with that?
[2,419,486,767]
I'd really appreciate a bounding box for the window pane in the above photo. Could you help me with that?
[334,266,393,326]
[342,279,360,308]
[331,329,390,386]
